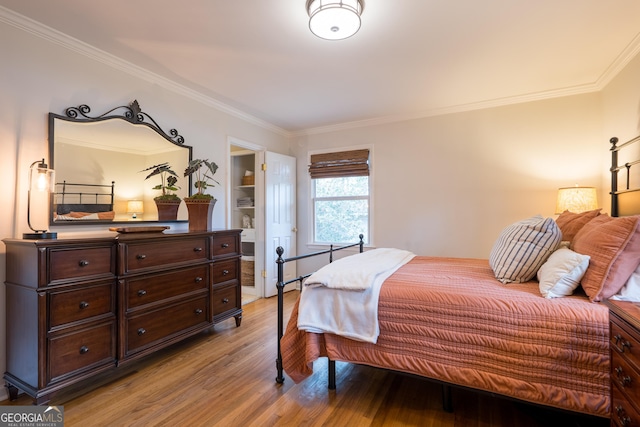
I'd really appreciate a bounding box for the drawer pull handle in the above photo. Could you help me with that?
[222,298,229,304]
[137,254,147,260]
[194,308,203,315]
[221,243,229,248]
[619,375,632,387]
[79,260,90,267]
[194,247,203,252]
[616,407,631,427]
[79,301,89,309]
[137,328,146,336]
[615,367,632,387]
[137,290,147,297]
[222,270,229,276]
[79,346,89,354]
[614,334,632,352]
[195,277,203,283]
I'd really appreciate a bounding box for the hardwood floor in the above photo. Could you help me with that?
[2,291,609,427]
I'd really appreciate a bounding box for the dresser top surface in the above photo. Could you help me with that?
[3,229,242,247]
[604,299,640,330]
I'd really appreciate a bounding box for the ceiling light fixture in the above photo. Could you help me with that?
[306,0,365,41]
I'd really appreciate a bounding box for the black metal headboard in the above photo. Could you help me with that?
[54,181,115,214]
[611,136,640,217]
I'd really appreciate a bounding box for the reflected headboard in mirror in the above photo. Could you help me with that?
[48,100,193,225]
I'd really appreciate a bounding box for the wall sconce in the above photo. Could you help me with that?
[555,185,598,214]
[24,159,57,240]
[127,200,144,219]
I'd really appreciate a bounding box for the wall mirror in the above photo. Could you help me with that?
[49,100,192,225]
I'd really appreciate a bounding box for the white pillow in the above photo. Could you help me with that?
[490,215,562,284]
[537,247,590,298]
[611,262,640,302]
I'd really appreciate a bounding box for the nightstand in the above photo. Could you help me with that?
[604,300,640,427]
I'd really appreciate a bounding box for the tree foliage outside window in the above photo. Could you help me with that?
[313,176,369,244]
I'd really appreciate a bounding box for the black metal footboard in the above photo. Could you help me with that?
[275,234,364,386]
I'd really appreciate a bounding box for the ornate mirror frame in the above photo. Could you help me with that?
[48,100,193,226]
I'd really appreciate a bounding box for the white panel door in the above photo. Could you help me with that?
[264,152,296,298]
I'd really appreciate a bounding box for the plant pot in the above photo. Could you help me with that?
[184,197,216,231]
[154,198,181,221]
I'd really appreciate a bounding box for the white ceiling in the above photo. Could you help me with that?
[2,0,640,134]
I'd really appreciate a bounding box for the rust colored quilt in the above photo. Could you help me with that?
[281,257,610,417]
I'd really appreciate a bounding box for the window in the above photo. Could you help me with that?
[309,149,371,244]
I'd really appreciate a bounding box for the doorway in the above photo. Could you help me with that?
[228,137,297,302]
[229,138,263,304]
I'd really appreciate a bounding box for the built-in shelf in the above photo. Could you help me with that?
[232,150,257,291]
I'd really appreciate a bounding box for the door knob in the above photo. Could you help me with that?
[292,227,298,232]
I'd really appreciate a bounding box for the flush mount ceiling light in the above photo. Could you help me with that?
[306,0,365,40]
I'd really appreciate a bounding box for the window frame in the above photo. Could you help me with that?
[308,145,373,247]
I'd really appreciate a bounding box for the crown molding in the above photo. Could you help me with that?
[0,6,291,138]
[294,82,601,136]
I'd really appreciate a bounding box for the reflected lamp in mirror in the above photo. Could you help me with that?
[127,200,144,219]
[555,186,598,214]
[24,159,57,239]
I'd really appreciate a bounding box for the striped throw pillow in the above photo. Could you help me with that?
[490,215,562,284]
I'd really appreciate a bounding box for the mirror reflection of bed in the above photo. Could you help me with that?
[49,104,191,224]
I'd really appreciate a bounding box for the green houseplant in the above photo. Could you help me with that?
[183,159,220,231]
[141,162,181,221]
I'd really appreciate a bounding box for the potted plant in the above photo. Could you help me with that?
[183,159,220,231]
[141,162,181,221]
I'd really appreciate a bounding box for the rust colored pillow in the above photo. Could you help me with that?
[555,209,601,243]
[571,214,640,301]
[97,211,115,220]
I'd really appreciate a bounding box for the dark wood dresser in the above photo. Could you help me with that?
[605,300,640,427]
[3,229,242,404]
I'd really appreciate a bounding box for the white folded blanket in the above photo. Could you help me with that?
[304,247,415,290]
[297,248,415,343]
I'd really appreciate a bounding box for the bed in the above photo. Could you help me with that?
[275,134,640,419]
[53,180,116,221]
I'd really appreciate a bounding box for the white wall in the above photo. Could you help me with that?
[0,19,291,401]
[601,50,640,212]
[293,92,605,272]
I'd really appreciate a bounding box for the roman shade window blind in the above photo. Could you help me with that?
[308,149,370,179]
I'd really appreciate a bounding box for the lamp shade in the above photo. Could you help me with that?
[24,159,57,239]
[127,200,144,214]
[555,186,598,214]
[307,0,364,40]
[127,200,144,219]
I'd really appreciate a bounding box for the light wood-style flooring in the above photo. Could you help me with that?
[2,291,609,426]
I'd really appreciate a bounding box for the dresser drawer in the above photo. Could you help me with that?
[125,265,209,310]
[612,384,640,427]
[612,349,640,408]
[212,259,239,284]
[122,236,209,273]
[612,316,640,373]
[125,296,209,354]
[49,281,115,328]
[48,321,116,381]
[212,283,239,317]
[212,234,239,258]
[49,246,114,283]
